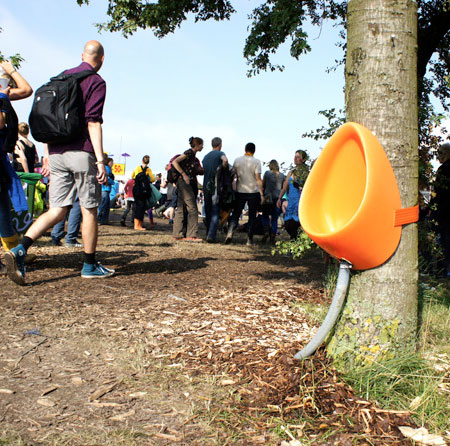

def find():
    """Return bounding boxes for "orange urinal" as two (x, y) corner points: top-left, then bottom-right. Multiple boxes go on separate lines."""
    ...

(299, 122), (418, 270)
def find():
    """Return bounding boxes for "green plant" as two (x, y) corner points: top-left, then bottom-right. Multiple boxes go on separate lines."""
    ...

(272, 230), (317, 259)
(343, 353), (450, 434)
(419, 280), (450, 353)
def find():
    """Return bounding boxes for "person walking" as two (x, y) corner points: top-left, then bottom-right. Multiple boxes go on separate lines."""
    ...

(120, 178), (135, 226)
(4, 40), (115, 284)
(262, 159), (285, 244)
(276, 150), (309, 239)
(98, 157), (114, 225)
(225, 142), (264, 246)
(131, 155), (155, 231)
(172, 137), (204, 241)
(202, 137), (228, 243)
(0, 61), (33, 275)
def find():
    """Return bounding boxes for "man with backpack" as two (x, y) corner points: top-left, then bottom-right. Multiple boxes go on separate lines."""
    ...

(131, 155), (155, 231)
(202, 137), (228, 243)
(4, 40), (115, 285)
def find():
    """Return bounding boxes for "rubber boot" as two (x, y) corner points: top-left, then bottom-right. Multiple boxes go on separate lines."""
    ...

(134, 219), (146, 231)
(1, 233), (19, 251)
(1, 234), (37, 264)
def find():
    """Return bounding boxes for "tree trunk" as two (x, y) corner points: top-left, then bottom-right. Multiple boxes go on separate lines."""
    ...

(327, 0), (419, 368)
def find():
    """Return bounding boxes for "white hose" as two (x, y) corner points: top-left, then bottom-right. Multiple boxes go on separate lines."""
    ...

(294, 261), (352, 360)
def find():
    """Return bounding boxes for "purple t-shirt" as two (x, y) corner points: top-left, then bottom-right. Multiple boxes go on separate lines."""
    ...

(48, 62), (106, 155)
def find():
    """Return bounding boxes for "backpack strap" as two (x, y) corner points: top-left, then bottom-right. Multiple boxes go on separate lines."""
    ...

(51, 69), (96, 82)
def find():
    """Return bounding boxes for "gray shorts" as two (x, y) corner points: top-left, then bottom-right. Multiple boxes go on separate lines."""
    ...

(49, 151), (101, 209)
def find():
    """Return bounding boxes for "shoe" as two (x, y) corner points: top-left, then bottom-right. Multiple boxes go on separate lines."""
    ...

(246, 238), (254, 246)
(0, 261), (6, 276)
(206, 237), (216, 243)
(184, 237), (202, 242)
(120, 220), (126, 227)
(261, 233), (269, 243)
(81, 262), (115, 279)
(224, 233), (233, 244)
(4, 244), (26, 285)
(51, 237), (62, 247)
(66, 240), (83, 248)
(134, 219), (147, 231)
(173, 237), (184, 241)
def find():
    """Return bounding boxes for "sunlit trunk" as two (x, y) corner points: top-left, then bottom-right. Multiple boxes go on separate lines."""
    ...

(328, 0), (419, 368)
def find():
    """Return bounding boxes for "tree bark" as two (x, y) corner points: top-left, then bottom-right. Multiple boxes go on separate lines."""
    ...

(327, 0), (419, 368)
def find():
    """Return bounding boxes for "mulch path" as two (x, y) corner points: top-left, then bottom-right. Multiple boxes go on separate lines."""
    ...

(0, 211), (419, 444)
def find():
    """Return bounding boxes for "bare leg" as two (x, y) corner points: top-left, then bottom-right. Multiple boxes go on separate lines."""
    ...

(25, 207), (68, 241)
(80, 206), (98, 254)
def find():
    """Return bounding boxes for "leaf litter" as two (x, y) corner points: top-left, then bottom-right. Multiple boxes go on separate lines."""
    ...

(0, 214), (444, 445)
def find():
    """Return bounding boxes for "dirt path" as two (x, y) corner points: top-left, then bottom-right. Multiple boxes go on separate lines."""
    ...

(0, 211), (415, 445)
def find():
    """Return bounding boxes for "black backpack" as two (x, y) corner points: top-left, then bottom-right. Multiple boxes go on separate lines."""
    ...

(29, 70), (95, 144)
(133, 166), (152, 199)
(0, 96), (18, 153)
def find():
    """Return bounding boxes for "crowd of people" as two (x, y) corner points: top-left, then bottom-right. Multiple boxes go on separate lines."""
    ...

(1, 39), (449, 287)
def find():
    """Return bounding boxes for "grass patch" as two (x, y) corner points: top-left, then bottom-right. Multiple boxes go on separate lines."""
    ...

(343, 352), (450, 434)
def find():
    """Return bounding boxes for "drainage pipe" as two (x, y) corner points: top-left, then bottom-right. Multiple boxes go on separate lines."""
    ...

(294, 261), (352, 360)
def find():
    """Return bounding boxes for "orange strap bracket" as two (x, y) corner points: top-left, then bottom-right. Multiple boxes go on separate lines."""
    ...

(394, 205), (419, 227)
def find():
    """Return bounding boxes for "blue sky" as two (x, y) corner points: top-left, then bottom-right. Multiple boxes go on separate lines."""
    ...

(1, 0), (345, 178)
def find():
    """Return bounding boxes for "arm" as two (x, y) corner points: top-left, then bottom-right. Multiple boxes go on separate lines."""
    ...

(221, 154), (228, 167)
(14, 142), (29, 173)
(277, 172), (292, 208)
(173, 154), (189, 184)
(256, 172), (264, 202)
(41, 145), (50, 177)
(147, 168), (156, 183)
(87, 121), (107, 185)
(0, 92), (9, 129)
(0, 61), (33, 100)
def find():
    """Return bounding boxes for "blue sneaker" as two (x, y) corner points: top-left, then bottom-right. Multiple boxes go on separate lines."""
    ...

(81, 262), (115, 279)
(65, 240), (83, 248)
(4, 244), (26, 286)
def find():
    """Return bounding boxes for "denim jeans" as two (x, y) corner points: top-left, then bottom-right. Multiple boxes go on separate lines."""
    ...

(121, 200), (135, 223)
(204, 191), (220, 240)
(98, 190), (111, 224)
(229, 192), (260, 239)
(0, 189), (15, 238)
(262, 202), (281, 234)
(51, 197), (82, 243)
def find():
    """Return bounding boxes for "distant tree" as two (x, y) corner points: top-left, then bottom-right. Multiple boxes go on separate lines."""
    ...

(0, 28), (24, 67)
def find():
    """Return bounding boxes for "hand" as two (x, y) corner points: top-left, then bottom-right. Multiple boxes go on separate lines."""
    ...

(41, 157), (50, 177)
(96, 164), (107, 184)
(276, 198), (281, 208)
(182, 173), (190, 183)
(0, 61), (15, 75)
(0, 86), (10, 96)
(260, 195), (265, 204)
